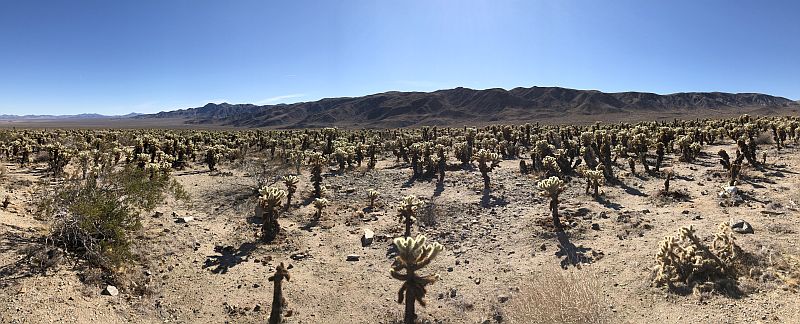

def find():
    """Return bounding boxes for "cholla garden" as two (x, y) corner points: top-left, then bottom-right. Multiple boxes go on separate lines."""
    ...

(2, 114), (800, 323)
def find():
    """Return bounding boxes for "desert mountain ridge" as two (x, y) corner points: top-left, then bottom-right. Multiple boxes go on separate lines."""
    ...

(134, 86), (797, 128)
(0, 113), (142, 120)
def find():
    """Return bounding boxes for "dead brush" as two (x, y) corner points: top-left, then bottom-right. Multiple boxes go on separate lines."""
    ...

(746, 246), (800, 292)
(504, 266), (611, 324)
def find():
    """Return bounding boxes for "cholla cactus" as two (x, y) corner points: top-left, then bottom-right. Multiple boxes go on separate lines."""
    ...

(538, 176), (565, 223)
(312, 197), (329, 221)
(582, 166), (604, 198)
(627, 156), (636, 175)
(259, 186), (287, 242)
(307, 152), (326, 198)
(366, 189), (380, 210)
(396, 195), (423, 237)
(542, 155), (560, 177)
(390, 235), (444, 324)
(205, 146), (223, 171)
(77, 150), (92, 179)
(653, 222), (738, 294)
(674, 135), (695, 162)
(472, 149), (501, 190)
(283, 175), (299, 206)
(268, 262), (291, 324)
(663, 169), (673, 193)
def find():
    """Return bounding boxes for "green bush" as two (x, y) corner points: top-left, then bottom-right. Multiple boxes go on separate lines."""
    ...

(42, 165), (186, 272)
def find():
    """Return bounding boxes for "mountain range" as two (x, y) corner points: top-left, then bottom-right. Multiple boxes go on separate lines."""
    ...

(0, 113), (142, 120)
(139, 86), (799, 128)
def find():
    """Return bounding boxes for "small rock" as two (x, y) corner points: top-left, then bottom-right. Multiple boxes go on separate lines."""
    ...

(346, 254), (360, 261)
(730, 219), (754, 234)
(475, 278), (481, 285)
(290, 253), (308, 261)
(345, 187), (356, 194)
(102, 285), (119, 296)
(176, 216), (194, 223)
(591, 223), (601, 230)
(498, 295), (510, 303)
(449, 288), (457, 298)
(361, 228), (375, 247)
(153, 211), (163, 218)
(253, 304), (261, 312)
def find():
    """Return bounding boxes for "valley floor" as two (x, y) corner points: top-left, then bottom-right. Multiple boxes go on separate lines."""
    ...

(2, 140), (800, 323)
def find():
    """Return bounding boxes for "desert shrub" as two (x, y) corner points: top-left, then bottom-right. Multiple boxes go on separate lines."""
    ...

(505, 267), (610, 324)
(42, 165), (186, 273)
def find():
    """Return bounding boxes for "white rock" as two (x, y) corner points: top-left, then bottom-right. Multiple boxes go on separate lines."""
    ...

(361, 228), (375, 246)
(102, 285), (119, 296)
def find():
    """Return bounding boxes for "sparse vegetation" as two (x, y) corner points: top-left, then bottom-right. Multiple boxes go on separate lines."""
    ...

(1, 114), (799, 322)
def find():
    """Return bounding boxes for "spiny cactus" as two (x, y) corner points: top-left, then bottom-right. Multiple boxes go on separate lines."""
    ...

(307, 152), (326, 198)
(366, 189), (380, 210)
(472, 149), (501, 190)
(390, 235), (444, 324)
(396, 195), (423, 238)
(627, 156), (636, 175)
(718, 149), (731, 170)
(538, 176), (565, 226)
(259, 186), (286, 242)
(653, 222), (739, 295)
(663, 169), (673, 193)
(205, 146), (223, 171)
(541, 155), (560, 177)
(582, 166), (604, 198)
(312, 197), (329, 221)
(282, 175), (299, 207)
(268, 262), (291, 324)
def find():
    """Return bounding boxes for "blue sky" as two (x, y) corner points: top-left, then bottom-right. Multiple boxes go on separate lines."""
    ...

(1, 0), (798, 115)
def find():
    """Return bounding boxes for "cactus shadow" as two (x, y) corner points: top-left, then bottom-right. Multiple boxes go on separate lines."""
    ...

(202, 242), (258, 274)
(480, 189), (508, 208)
(609, 179), (647, 197)
(0, 232), (52, 282)
(554, 229), (594, 269)
(433, 180), (445, 197)
(595, 196), (622, 210)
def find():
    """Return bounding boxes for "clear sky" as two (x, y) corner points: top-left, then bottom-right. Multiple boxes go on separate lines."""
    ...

(1, 0), (798, 115)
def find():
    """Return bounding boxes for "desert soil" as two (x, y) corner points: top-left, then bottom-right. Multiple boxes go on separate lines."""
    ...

(2, 140), (799, 323)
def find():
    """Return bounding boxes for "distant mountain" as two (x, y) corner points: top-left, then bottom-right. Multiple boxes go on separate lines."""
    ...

(0, 112), (142, 120)
(136, 86), (799, 128)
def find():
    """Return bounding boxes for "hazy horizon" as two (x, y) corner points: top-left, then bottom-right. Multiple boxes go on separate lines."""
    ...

(1, 0), (798, 115)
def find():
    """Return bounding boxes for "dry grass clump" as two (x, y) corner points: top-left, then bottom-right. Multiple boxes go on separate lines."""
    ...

(748, 247), (800, 292)
(505, 267), (610, 324)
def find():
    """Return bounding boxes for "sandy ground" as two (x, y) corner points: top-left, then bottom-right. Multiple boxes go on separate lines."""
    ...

(2, 139), (800, 323)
